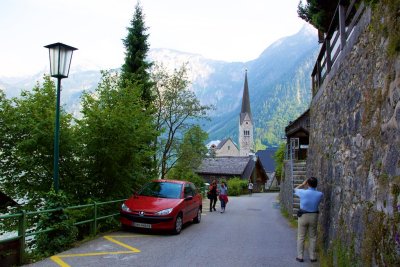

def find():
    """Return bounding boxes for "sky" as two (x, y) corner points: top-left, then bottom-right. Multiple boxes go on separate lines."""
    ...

(0, 0), (306, 77)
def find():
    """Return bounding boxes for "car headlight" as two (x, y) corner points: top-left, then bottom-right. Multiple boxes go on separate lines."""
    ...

(155, 208), (173, 215)
(121, 203), (131, 212)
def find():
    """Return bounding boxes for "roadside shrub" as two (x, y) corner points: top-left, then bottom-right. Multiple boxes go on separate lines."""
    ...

(227, 178), (247, 196)
(35, 190), (78, 257)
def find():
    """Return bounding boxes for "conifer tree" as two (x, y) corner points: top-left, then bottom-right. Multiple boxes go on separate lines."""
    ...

(121, 2), (153, 106)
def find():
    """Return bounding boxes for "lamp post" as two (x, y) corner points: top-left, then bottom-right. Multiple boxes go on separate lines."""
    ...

(44, 42), (77, 193)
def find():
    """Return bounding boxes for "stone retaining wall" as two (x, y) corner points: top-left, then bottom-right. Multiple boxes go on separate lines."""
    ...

(307, 5), (400, 264)
(279, 160), (293, 215)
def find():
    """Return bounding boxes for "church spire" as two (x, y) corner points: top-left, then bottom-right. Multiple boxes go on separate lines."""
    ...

(240, 69), (252, 123)
(238, 69), (254, 156)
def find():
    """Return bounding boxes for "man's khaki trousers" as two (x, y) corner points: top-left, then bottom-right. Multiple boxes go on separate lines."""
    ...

(297, 213), (318, 260)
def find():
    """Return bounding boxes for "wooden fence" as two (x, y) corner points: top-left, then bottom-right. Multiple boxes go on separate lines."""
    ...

(312, 0), (366, 96)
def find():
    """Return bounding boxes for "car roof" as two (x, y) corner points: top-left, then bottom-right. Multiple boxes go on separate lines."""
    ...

(151, 179), (189, 185)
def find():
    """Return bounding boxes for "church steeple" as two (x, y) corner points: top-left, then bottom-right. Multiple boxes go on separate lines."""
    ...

(238, 70), (254, 156)
(241, 70), (251, 115)
(240, 70), (252, 124)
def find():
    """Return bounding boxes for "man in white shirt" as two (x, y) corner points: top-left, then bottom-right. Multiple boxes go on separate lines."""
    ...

(248, 180), (253, 195)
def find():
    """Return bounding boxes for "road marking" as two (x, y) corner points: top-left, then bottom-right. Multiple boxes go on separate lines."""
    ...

(103, 235), (141, 252)
(50, 256), (70, 267)
(57, 251), (136, 257)
(50, 234), (142, 267)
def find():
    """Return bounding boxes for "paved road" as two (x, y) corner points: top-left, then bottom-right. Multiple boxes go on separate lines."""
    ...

(25, 193), (310, 267)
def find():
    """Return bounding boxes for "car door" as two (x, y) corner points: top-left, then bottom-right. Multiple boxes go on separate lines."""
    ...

(190, 183), (201, 206)
(183, 183), (196, 222)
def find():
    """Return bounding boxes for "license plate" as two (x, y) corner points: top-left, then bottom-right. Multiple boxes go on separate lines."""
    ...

(133, 222), (152, 229)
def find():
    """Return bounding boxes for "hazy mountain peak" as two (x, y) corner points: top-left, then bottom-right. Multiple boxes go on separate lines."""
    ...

(148, 48), (216, 86)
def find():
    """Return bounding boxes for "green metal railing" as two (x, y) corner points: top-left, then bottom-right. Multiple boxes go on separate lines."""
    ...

(0, 199), (126, 264)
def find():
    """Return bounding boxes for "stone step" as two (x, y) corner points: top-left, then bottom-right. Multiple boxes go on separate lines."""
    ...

(293, 164), (306, 168)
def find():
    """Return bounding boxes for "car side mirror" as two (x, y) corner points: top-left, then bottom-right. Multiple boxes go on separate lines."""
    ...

(185, 196), (193, 201)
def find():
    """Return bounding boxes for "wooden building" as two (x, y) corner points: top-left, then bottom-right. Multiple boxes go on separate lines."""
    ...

(285, 109), (310, 160)
(195, 156), (268, 192)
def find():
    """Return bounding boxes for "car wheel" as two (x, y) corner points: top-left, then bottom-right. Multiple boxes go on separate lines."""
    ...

(193, 207), (201, 223)
(173, 214), (183, 235)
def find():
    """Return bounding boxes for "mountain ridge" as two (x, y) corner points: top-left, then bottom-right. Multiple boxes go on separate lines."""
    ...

(0, 25), (319, 147)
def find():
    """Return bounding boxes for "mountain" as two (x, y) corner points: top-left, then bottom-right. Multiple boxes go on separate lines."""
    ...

(147, 25), (319, 147)
(0, 25), (319, 147)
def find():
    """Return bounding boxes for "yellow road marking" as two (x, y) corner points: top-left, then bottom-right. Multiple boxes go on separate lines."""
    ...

(50, 256), (71, 267)
(103, 235), (141, 252)
(105, 234), (146, 238)
(59, 251), (135, 257)
(50, 234), (142, 266)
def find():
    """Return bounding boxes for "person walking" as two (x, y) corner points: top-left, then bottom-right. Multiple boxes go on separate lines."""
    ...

(248, 180), (253, 195)
(219, 182), (228, 213)
(208, 180), (218, 212)
(294, 177), (323, 263)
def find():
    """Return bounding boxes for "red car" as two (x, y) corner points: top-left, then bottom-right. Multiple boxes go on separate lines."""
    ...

(120, 179), (202, 234)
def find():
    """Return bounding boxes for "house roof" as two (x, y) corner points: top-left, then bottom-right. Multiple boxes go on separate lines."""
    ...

(285, 109), (310, 136)
(256, 148), (278, 173)
(0, 191), (18, 209)
(196, 156), (252, 176)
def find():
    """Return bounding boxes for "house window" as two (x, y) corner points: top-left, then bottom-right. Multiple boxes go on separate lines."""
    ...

(228, 145), (230, 150)
(244, 130), (250, 136)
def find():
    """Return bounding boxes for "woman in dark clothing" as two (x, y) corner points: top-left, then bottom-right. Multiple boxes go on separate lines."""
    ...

(209, 180), (218, 212)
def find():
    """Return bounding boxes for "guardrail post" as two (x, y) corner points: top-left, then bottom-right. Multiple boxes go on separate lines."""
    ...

(92, 202), (97, 236)
(17, 211), (26, 264)
(339, 4), (347, 50)
(325, 38), (332, 72)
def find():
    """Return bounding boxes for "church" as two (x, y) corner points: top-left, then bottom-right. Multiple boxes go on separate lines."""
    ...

(196, 71), (268, 190)
(207, 70), (254, 157)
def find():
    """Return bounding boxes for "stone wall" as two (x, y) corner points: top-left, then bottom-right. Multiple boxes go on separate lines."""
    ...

(307, 5), (400, 264)
(280, 160), (293, 215)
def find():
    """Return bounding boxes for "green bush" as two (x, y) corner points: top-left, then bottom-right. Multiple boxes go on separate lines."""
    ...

(227, 178), (247, 196)
(35, 190), (78, 257)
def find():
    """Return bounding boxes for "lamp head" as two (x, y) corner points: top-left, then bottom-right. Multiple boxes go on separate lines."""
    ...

(44, 42), (77, 78)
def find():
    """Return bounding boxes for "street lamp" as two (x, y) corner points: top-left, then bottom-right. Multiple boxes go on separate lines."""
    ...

(44, 42), (77, 193)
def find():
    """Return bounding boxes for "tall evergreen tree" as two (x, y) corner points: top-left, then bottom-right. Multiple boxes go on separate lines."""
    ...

(121, 2), (153, 106)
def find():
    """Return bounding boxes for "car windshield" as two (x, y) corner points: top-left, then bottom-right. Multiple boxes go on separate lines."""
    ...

(139, 182), (182, 199)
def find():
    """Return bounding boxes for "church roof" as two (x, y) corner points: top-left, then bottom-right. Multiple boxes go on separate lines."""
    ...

(216, 137), (238, 150)
(240, 70), (252, 124)
(206, 140), (221, 149)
